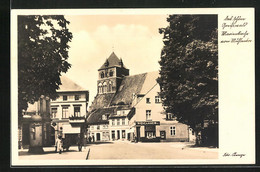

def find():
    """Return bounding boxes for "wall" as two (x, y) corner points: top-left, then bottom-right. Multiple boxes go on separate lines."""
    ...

(158, 122), (189, 142)
(88, 124), (110, 141)
(51, 91), (88, 119)
(109, 117), (129, 140)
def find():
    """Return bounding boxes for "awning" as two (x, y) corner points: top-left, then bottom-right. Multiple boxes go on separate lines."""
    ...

(62, 124), (80, 134)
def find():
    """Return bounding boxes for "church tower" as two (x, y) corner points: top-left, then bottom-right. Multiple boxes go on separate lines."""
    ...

(97, 52), (129, 94)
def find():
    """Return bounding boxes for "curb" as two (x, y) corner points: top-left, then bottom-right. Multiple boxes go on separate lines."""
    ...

(86, 148), (90, 160)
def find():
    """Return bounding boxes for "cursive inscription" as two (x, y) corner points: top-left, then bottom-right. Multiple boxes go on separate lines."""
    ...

(220, 15), (252, 45)
(223, 152), (246, 158)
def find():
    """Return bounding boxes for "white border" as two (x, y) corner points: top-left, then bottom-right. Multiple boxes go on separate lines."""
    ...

(11, 8), (255, 166)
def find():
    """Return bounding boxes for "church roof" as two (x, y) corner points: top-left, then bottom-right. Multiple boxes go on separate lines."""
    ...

(89, 93), (115, 110)
(57, 75), (87, 92)
(110, 73), (147, 106)
(99, 52), (128, 70)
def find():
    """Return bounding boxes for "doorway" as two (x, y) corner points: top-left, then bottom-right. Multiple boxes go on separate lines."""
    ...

(117, 130), (120, 139)
(160, 130), (166, 140)
(136, 127), (140, 142)
(96, 133), (100, 141)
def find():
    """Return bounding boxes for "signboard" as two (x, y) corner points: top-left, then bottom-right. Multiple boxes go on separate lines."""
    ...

(136, 121), (160, 125)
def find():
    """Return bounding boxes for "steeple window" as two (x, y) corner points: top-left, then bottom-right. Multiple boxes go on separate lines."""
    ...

(108, 81), (112, 92)
(103, 82), (107, 93)
(101, 72), (104, 78)
(109, 70), (114, 77)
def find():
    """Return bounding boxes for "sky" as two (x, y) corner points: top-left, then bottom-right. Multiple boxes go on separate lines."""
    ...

(62, 15), (169, 105)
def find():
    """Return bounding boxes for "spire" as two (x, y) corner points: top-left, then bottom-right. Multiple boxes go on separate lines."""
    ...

(105, 58), (109, 67)
(119, 58), (123, 67)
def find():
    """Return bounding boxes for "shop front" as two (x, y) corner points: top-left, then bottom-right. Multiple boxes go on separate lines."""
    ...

(135, 121), (160, 142)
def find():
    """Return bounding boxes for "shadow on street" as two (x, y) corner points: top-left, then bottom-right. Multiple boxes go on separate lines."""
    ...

(18, 149), (78, 156)
(85, 141), (114, 145)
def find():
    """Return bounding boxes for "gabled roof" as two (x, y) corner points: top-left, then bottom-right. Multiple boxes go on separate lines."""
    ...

(99, 52), (127, 70)
(87, 107), (116, 125)
(110, 73), (147, 106)
(139, 71), (159, 95)
(58, 75), (86, 92)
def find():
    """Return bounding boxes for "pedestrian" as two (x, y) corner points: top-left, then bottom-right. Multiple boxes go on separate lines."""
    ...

(92, 135), (95, 142)
(77, 135), (82, 152)
(55, 135), (60, 152)
(88, 135), (92, 143)
(56, 135), (63, 154)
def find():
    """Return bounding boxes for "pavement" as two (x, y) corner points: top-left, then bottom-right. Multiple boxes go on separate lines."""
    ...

(18, 141), (218, 160)
(18, 146), (90, 160)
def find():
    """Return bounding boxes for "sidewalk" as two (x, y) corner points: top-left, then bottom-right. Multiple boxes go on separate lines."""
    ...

(18, 146), (90, 160)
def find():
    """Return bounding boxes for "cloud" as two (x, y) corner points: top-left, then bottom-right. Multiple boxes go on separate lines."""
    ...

(64, 23), (164, 105)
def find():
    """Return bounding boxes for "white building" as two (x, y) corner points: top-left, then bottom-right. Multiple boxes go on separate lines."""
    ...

(50, 76), (89, 145)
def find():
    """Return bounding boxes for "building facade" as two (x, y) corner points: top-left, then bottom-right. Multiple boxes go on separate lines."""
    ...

(19, 96), (52, 150)
(128, 72), (191, 142)
(87, 52), (191, 142)
(50, 76), (89, 145)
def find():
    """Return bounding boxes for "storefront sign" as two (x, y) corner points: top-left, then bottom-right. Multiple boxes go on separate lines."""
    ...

(136, 121), (160, 125)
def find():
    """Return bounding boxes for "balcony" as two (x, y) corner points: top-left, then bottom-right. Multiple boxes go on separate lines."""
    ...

(69, 116), (85, 125)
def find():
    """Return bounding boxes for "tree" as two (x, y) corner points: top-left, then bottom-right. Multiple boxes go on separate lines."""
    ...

(157, 15), (218, 146)
(18, 15), (73, 117)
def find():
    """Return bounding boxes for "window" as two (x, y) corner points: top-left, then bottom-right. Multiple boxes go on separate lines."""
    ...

(101, 72), (104, 78)
(62, 106), (69, 118)
(103, 125), (108, 129)
(108, 81), (112, 92)
(112, 130), (115, 139)
(170, 126), (176, 136)
(112, 119), (115, 126)
(117, 119), (120, 125)
(146, 110), (151, 121)
(75, 95), (80, 100)
(103, 82), (107, 93)
(74, 106), (80, 117)
(97, 125), (100, 130)
(102, 114), (109, 120)
(51, 108), (57, 118)
(90, 126), (94, 130)
(155, 96), (160, 103)
(63, 95), (67, 101)
(146, 98), (151, 104)
(98, 83), (102, 93)
(109, 70), (113, 76)
(166, 113), (175, 120)
(122, 118), (125, 125)
(122, 130), (126, 138)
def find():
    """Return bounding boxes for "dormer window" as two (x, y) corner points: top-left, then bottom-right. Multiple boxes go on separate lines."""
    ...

(102, 114), (109, 120)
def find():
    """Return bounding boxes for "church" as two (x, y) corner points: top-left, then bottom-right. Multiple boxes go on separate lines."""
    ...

(86, 52), (193, 142)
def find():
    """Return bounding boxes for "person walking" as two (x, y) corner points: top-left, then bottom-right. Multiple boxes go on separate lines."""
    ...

(56, 135), (63, 154)
(88, 135), (92, 143)
(77, 135), (82, 152)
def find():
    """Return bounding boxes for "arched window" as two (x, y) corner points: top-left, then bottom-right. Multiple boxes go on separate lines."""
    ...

(100, 72), (104, 78)
(109, 70), (114, 77)
(98, 83), (102, 93)
(103, 82), (107, 93)
(108, 81), (112, 92)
